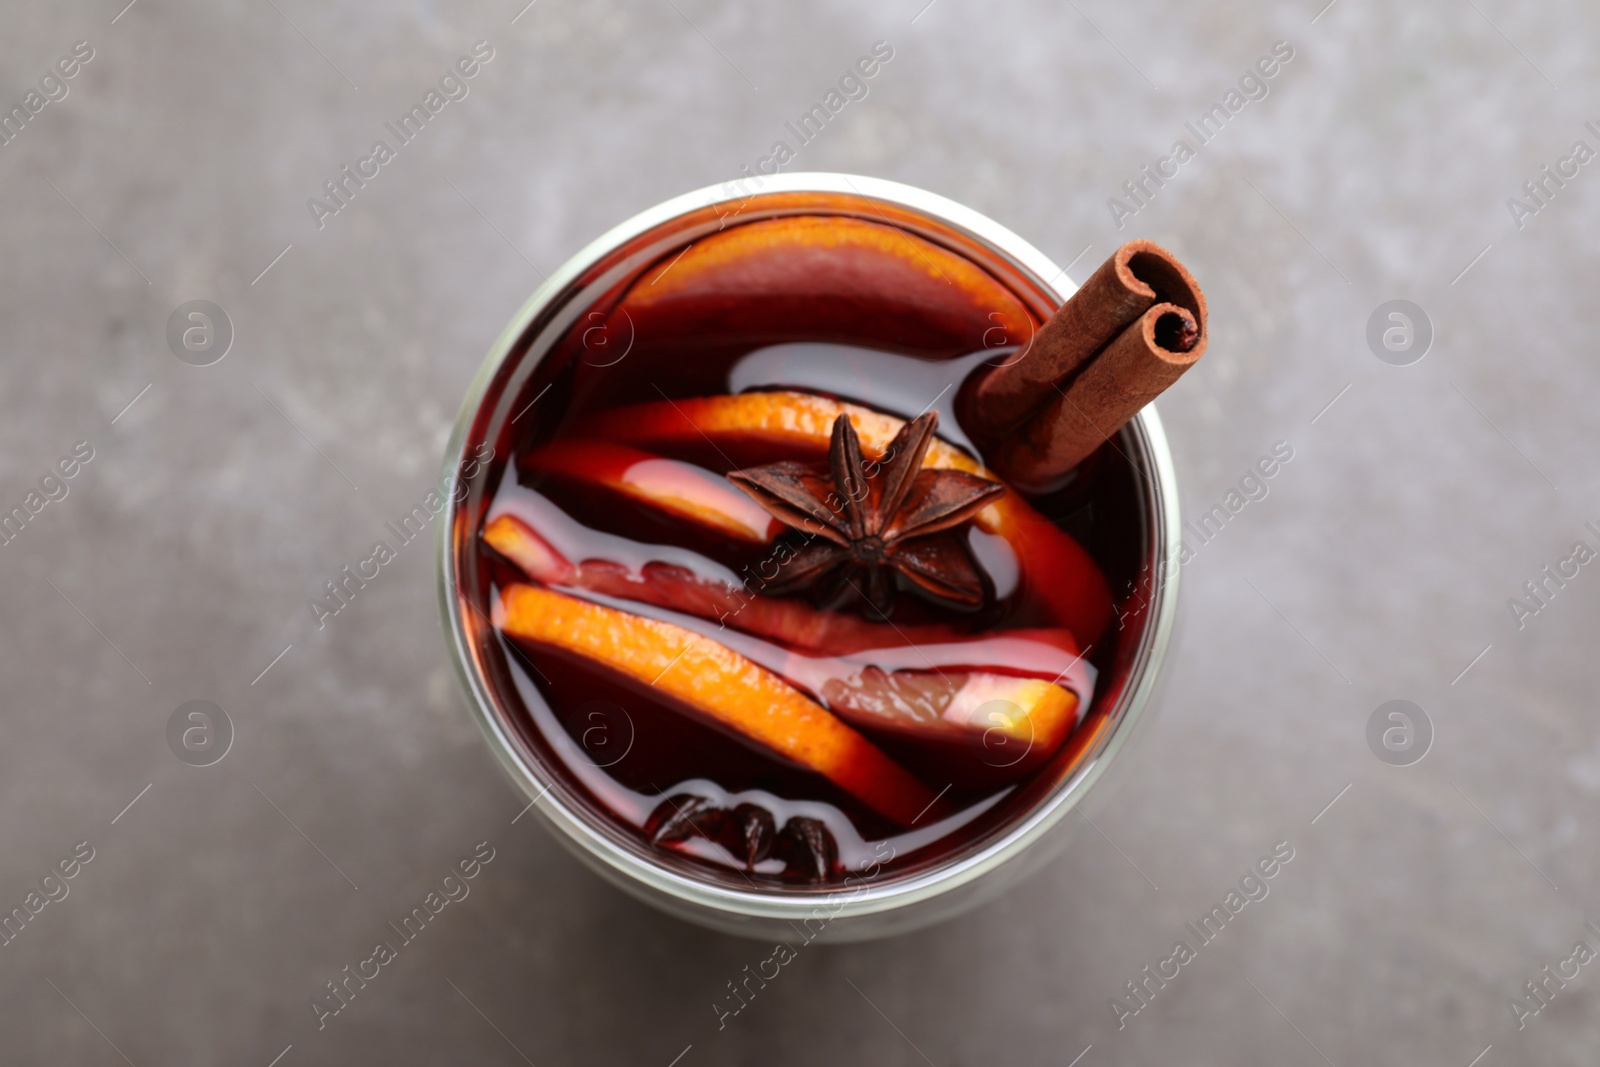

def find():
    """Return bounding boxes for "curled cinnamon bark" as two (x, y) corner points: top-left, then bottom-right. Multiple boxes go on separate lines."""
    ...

(960, 240), (1207, 492)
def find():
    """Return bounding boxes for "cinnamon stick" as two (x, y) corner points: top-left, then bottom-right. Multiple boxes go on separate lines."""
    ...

(960, 240), (1207, 493)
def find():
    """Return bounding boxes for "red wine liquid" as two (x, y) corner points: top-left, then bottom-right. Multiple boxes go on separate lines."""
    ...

(467, 214), (1146, 886)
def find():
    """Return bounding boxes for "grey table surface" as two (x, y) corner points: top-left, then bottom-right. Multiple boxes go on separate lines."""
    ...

(2, 0), (1596, 1063)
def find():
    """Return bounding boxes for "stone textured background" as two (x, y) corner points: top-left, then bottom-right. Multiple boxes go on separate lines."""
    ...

(1, 0), (1595, 1063)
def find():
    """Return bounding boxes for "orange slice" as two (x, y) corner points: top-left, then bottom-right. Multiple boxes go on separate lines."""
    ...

(609, 215), (1035, 357)
(945, 674), (1078, 750)
(813, 666), (1078, 779)
(521, 441), (780, 545)
(484, 512), (578, 584)
(583, 392), (1113, 644)
(590, 390), (974, 473)
(818, 668), (1076, 752)
(827, 670), (1080, 785)
(495, 582), (941, 827)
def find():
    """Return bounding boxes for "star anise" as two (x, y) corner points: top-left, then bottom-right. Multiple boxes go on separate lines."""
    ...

(726, 411), (1005, 617)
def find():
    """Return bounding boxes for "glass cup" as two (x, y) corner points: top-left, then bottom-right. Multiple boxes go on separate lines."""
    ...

(436, 173), (1181, 941)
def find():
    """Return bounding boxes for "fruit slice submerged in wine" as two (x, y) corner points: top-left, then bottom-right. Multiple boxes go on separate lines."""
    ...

(521, 441), (781, 545)
(483, 513), (1086, 668)
(585, 389), (948, 471)
(486, 513), (1088, 779)
(607, 215), (1035, 359)
(815, 667), (1077, 775)
(494, 582), (942, 828)
(582, 391), (1113, 644)
(485, 512), (959, 653)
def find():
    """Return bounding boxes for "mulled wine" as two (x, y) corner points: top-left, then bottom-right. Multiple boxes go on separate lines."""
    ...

(464, 210), (1149, 886)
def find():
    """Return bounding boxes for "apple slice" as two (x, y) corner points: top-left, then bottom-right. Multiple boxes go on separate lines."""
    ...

(483, 513), (1084, 664)
(483, 512), (950, 653)
(581, 391), (1113, 644)
(521, 440), (780, 545)
(495, 582), (942, 828)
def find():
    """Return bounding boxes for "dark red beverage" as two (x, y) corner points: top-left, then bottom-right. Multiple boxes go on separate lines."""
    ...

(462, 208), (1145, 886)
